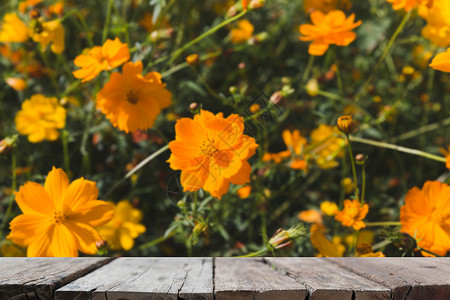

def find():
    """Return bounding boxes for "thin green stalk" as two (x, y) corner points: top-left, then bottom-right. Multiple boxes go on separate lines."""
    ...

(138, 230), (176, 250)
(192, 191), (198, 218)
(364, 221), (401, 227)
(105, 144), (170, 197)
(345, 134), (359, 200)
(355, 11), (411, 102)
(302, 55), (315, 83)
(332, 48), (343, 96)
(0, 149), (17, 240)
(147, 10), (247, 69)
(349, 136), (446, 163)
(237, 248), (268, 257)
(102, 0), (114, 43)
(348, 230), (359, 256)
(62, 129), (71, 177)
(361, 163), (366, 204)
(192, 67), (226, 102)
(390, 117), (450, 143)
(39, 51), (60, 94)
(417, 246), (441, 257)
(62, 10), (94, 47)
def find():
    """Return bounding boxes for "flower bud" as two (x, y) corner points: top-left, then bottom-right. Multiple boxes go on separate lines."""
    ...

(189, 102), (200, 114)
(268, 224), (306, 250)
(337, 115), (355, 134)
(270, 91), (283, 105)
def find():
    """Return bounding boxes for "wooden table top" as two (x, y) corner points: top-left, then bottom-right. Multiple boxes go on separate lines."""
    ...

(1, 257), (449, 300)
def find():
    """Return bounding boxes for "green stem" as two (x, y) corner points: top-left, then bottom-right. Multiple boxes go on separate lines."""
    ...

(355, 11), (411, 102)
(332, 48), (343, 96)
(105, 144), (170, 197)
(39, 51), (60, 94)
(302, 55), (315, 83)
(417, 246), (442, 257)
(192, 191), (198, 218)
(364, 221), (401, 227)
(192, 67), (226, 102)
(390, 117), (450, 143)
(348, 230), (359, 256)
(62, 11), (94, 47)
(102, 0), (114, 43)
(349, 136), (446, 163)
(147, 10), (247, 69)
(62, 129), (71, 178)
(0, 149), (17, 240)
(345, 134), (359, 200)
(138, 230), (176, 250)
(361, 163), (366, 204)
(237, 248), (268, 257)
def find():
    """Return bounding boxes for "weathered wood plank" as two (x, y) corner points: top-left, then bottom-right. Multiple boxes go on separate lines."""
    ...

(266, 257), (391, 300)
(0, 257), (112, 300)
(328, 257), (450, 300)
(214, 258), (307, 300)
(55, 257), (213, 300)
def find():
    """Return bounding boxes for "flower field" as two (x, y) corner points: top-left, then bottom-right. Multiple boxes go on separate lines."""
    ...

(1, 0), (450, 258)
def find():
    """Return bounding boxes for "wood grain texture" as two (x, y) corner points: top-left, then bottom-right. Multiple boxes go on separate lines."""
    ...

(55, 257), (213, 300)
(328, 257), (450, 300)
(214, 258), (307, 300)
(0, 257), (112, 300)
(266, 257), (391, 300)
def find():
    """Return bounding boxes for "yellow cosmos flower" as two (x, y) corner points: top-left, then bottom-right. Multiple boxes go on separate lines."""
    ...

(15, 94), (66, 143)
(400, 181), (450, 256)
(7, 167), (114, 257)
(19, 0), (43, 12)
(310, 124), (345, 169)
(73, 37), (130, 82)
(98, 200), (146, 251)
(0, 13), (29, 43)
(310, 230), (345, 257)
(167, 109), (259, 199)
(320, 201), (338, 216)
(96, 61), (172, 133)
(299, 10), (362, 56)
(335, 199), (369, 230)
(419, 0), (450, 47)
(230, 19), (254, 44)
(30, 20), (65, 54)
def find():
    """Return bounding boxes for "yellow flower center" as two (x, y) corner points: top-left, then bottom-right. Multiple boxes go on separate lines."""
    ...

(200, 138), (218, 157)
(347, 206), (359, 219)
(126, 90), (139, 104)
(52, 211), (66, 224)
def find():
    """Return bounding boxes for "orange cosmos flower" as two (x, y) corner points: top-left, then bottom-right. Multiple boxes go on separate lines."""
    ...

(299, 10), (362, 56)
(335, 199), (369, 230)
(303, 0), (352, 14)
(167, 110), (259, 199)
(439, 146), (450, 169)
(386, 0), (433, 12)
(73, 37), (130, 82)
(96, 61), (172, 133)
(7, 167), (114, 257)
(230, 19), (254, 44)
(5, 78), (27, 91)
(430, 48), (450, 73)
(400, 181), (450, 256)
(263, 129), (308, 170)
(242, 0), (250, 10)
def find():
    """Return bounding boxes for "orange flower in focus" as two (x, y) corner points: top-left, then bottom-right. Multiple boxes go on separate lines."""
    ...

(386, 0), (432, 12)
(7, 167), (114, 257)
(0, 13), (29, 43)
(167, 110), (259, 199)
(299, 10), (362, 56)
(96, 61), (172, 133)
(230, 19), (254, 44)
(73, 38), (130, 82)
(430, 48), (450, 73)
(5, 78), (27, 91)
(400, 181), (450, 256)
(335, 199), (369, 230)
